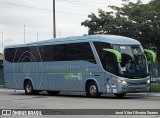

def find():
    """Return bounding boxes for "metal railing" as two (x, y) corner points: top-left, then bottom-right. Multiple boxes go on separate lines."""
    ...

(149, 63), (160, 92)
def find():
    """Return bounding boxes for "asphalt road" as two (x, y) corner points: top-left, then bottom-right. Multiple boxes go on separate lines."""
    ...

(0, 89), (160, 118)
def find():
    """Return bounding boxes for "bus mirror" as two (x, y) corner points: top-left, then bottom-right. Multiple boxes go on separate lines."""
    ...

(103, 48), (122, 63)
(144, 49), (156, 63)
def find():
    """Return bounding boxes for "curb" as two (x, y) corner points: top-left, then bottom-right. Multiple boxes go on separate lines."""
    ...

(147, 93), (160, 97)
(127, 93), (160, 97)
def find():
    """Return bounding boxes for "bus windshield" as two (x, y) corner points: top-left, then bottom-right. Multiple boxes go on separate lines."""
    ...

(113, 45), (148, 78)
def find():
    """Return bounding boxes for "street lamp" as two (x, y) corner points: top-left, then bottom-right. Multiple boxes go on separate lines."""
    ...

(37, 33), (39, 42)
(24, 25), (26, 44)
(2, 32), (3, 52)
(53, 0), (56, 38)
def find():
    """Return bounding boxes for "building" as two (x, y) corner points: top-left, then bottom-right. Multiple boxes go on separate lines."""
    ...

(0, 53), (3, 85)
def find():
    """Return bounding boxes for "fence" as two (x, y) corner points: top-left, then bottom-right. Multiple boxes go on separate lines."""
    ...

(149, 63), (160, 92)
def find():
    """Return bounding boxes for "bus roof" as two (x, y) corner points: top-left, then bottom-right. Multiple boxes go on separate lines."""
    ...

(5, 35), (141, 48)
(91, 35), (141, 45)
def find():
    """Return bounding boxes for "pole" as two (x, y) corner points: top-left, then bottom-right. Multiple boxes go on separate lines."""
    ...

(59, 31), (60, 38)
(53, 0), (56, 38)
(24, 25), (26, 44)
(2, 32), (3, 52)
(37, 33), (38, 41)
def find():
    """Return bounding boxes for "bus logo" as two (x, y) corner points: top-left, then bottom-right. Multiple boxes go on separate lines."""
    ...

(2, 110), (11, 115)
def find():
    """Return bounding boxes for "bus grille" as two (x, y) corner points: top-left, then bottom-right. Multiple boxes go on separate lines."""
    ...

(127, 82), (147, 86)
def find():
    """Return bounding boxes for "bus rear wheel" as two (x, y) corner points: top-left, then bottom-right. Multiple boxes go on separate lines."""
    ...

(114, 93), (126, 98)
(86, 81), (100, 98)
(24, 81), (39, 95)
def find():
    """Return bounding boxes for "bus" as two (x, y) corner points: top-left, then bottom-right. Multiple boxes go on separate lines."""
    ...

(3, 35), (156, 98)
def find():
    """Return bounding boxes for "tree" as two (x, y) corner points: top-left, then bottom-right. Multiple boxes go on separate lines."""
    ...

(81, 0), (160, 61)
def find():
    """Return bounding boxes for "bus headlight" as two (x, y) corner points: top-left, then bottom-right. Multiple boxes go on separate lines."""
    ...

(117, 79), (127, 84)
(121, 80), (127, 84)
(146, 79), (150, 84)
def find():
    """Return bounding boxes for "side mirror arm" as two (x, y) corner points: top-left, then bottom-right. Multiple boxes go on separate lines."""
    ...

(103, 48), (122, 63)
(144, 49), (156, 63)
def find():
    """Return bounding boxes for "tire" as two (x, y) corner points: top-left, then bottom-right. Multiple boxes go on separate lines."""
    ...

(47, 91), (60, 95)
(24, 81), (39, 95)
(114, 93), (126, 98)
(86, 81), (100, 98)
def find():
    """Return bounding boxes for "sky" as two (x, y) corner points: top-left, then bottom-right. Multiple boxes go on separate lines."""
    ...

(0, 0), (151, 53)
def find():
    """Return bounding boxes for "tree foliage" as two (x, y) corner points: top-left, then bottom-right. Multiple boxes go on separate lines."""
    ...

(81, 0), (160, 60)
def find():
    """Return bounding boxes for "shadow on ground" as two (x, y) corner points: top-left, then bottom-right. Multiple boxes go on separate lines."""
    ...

(8, 90), (149, 100)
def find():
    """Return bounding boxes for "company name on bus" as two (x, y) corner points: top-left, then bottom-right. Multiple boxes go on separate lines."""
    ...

(46, 64), (81, 70)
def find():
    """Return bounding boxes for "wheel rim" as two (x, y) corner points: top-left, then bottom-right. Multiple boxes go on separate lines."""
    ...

(26, 84), (32, 93)
(90, 85), (97, 95)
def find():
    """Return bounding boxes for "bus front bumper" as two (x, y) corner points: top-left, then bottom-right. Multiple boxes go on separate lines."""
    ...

(117, 83), (150, 93)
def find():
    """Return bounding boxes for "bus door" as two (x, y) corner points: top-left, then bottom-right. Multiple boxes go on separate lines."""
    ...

(103, 48), (121, 93)
(105, 52), (119, 93)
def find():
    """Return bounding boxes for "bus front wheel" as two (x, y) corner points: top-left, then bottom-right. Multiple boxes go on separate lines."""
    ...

(86, 81), (100, 98)
(114, 93), (126, 98)
(24, 81), (39, 95)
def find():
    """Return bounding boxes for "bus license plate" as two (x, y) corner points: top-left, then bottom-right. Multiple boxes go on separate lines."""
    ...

(136, 88), (141, 91)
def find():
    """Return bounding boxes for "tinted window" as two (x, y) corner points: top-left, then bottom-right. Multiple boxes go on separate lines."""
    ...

(4, 47), (30, 63)
(5, 42), (96, 64)
(66, 43), (96, 63)
(105, 53), (117, 74)
(4, 48), (16, 62)
(30, 46), (43, 62)
(40, 45), (64, 61)
(93, 42), (112, 70)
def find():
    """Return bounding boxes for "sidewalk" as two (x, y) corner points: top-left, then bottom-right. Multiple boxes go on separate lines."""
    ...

(147, 92), (160, 97)
(125, 92), (160, 97)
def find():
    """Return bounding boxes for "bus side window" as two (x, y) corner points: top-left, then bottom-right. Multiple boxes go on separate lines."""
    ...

(105, 53), (117, 75)
(93, 42), (112, 70)
(66, 43), (96, 64)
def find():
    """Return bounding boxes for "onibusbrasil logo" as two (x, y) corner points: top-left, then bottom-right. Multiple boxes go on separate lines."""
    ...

(2, 109), (42, 115)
